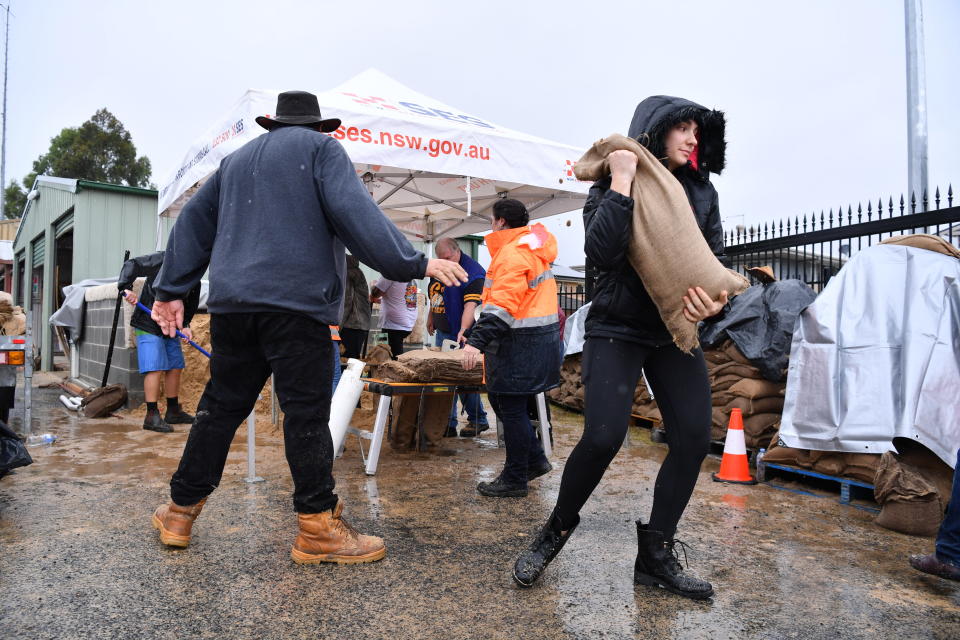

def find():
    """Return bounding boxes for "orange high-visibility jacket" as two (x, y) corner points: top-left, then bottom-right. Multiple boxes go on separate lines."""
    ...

(466, 223), (562, 394)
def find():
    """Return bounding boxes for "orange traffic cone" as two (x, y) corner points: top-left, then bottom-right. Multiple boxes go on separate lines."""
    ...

(712, 408), (757, 485)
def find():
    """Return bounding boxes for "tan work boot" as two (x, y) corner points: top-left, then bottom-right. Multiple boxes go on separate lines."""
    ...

(152, 498), (207, 548)
(291, 500), (386, 565)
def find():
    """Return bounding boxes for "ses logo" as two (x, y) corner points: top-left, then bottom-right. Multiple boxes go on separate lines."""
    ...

(340, 93), (495, 130)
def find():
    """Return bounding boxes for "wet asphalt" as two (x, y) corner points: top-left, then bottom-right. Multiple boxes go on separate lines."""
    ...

(1, 384), (958, 640)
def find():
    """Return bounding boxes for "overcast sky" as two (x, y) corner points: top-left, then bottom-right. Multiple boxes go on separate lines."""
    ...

(5, 0), (959, 266)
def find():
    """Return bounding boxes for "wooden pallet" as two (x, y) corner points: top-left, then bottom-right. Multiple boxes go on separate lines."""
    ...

(759, 461), (879, 513)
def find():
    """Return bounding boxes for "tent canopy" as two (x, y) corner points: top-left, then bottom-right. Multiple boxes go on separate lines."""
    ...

(158, 69), (589, 243)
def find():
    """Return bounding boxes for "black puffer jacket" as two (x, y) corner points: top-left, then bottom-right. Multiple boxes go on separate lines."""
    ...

(584, 95), (728, 346)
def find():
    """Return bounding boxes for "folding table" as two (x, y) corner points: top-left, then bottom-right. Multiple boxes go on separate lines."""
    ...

(348, 379), (553, 476)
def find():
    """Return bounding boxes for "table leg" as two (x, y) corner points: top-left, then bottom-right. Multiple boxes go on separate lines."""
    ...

(365, 394), (391, 476)
(535, 392), (552, 458)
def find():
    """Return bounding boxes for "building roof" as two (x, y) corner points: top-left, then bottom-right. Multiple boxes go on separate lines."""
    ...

(551, 263), (586, 280)
(14, 176), (158, 248)
(76, 179), (157, 197)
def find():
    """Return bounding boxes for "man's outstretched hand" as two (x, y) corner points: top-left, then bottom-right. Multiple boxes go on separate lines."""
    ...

(426, 259), (468, 287)
(152, 300), (185, 338)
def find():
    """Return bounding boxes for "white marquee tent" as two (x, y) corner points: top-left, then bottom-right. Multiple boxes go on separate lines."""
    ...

(157, 69), (590, 248)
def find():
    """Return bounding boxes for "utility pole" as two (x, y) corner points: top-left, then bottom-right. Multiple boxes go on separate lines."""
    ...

(0, 3), (9, 221)
(904, 0), (928, 212)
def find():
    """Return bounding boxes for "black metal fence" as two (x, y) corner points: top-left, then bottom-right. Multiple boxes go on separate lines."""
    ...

(724, 185), (959, 291)
(559, 289), (588, 318)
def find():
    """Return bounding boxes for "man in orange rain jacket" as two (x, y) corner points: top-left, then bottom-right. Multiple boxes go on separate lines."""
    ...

(461, 199), (561, 498)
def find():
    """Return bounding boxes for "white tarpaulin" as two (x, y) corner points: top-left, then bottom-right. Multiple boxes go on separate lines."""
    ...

(779, 245), (960, 468)
(157, 69), (589, 242)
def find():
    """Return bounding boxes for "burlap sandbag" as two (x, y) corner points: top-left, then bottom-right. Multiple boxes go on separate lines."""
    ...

(729, 378), (785, 400)
(711, 375), (742, 392)
(874, 451), (943, 536)
(1, 313), (26, 336)
(842, 453), (881, 484)
(880, 233), (960, 259)
(574, 134), (749, 353)
(895, 440), (955, 512)
(376, 360), (418, 383)
(812, 452), (846, 477)
(762, 426), (806, 467)
(711, 407), (730, 430)
(364, 344), (393, 366)
(876, 500), (942, 537)
(398, 349), (484, 385)
(712, 391), (737, 407)
(743, 413), (781, 439)
(389, 394), (456, 451)
(704, 349), (731, 366)
(725, 395), (784, 416)
(724, 342), (751, 365)
(711, 361), (762, 379)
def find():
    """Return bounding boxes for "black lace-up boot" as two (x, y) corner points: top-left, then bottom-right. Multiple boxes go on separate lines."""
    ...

(634, 521), (714, 600)
(513, 509), (579, 587)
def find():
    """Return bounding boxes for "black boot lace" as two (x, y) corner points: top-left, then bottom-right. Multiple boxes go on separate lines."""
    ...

(665, 538), (694, 573)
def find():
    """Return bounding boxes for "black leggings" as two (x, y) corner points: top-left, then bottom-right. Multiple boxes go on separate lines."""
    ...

(555, 337), (711, 539)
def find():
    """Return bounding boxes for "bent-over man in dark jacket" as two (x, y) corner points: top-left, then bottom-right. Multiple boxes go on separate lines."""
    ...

(118, 251), (200, 433)
(149, 90), (466, 565)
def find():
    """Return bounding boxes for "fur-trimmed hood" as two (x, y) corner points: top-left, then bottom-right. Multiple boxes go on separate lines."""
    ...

(627, 95), (726, 176)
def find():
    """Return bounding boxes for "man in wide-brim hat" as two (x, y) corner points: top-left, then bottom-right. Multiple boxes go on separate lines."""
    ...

(149, 90), (468, 564)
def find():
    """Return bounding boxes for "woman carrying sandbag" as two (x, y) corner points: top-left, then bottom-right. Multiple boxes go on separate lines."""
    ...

(460, 199), (561, 497)
(513, 96), (743, 600)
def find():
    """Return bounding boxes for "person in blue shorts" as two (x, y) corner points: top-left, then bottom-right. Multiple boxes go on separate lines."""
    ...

(119, 252), (201, 433)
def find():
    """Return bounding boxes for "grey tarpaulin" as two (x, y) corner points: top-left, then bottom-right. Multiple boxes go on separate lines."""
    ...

(779, 245), (960, 468)
(563, 302), (591, 357)
(699, 280), (817, 381)
(48, 278), (117, 342)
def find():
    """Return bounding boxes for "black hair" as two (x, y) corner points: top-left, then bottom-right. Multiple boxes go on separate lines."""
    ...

(492, 198), (529, 229)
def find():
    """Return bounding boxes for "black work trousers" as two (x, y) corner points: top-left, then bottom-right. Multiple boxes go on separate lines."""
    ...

(554, 337), (711, 539)
(170, 312), (337, 513)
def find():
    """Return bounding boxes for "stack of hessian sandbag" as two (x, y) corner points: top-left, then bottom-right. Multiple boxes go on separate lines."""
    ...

(762, 423), (883, 486)
(549, 340), (785, 443)
(704, 340), (784, 447)
(547, 355), (585, 412)
(372, 349), (483, 385)
(0, 293), (25, 336)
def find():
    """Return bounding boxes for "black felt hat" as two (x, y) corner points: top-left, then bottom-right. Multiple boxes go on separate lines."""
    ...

(255, 91), (341, 132)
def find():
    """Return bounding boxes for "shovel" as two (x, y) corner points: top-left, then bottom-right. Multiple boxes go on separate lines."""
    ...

(131, 300), (211, 358)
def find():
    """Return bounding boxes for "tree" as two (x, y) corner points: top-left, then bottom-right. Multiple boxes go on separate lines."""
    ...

(3, 108), (153, 219)
(3, 180), (26, 219)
